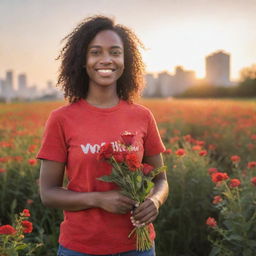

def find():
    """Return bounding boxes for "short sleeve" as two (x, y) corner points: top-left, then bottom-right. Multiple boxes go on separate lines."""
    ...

(143, 110), (166, 156)
(36, 111), (68, 163)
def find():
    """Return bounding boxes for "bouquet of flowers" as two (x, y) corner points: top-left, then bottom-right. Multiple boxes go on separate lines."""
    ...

(97, 131), (166, 251)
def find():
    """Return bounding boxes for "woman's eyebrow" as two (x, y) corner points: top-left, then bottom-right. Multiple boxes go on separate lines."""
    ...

(88, 45), (123, 49)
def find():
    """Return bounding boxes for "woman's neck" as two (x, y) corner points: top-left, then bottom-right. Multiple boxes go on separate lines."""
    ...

(85, 85), (119, 108)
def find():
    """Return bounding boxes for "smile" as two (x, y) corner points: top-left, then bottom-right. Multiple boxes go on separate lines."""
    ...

(95, 69), (116, 73)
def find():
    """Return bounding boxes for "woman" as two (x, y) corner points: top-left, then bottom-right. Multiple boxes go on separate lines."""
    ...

(37, 15), (169, 256)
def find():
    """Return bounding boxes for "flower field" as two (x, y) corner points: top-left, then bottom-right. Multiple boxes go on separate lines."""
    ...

(0, 99), (256, 256)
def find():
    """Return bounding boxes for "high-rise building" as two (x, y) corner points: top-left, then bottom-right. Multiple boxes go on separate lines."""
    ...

(17, 73), (28, 98)
(143, 73), (157, 97)
(5, 70), (15, 99)
(18, 73), (27, 91)
(206, 51), (231, 86)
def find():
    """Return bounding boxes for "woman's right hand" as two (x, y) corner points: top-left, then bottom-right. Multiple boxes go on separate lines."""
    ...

(97, 191), (137, 214)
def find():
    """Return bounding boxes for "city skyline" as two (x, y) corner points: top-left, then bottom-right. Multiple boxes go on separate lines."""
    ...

(1, 0), (256, 88)
(0, 50), (235, 100)
(0, 49), (235, 90)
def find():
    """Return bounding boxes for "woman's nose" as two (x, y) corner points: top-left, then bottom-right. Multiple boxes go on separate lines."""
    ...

(100, 54), (113, 65)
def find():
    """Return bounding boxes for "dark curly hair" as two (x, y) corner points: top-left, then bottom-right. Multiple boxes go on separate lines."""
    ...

(57, 15), (145, 103)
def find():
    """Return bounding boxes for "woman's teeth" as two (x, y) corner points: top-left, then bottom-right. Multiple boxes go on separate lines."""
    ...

(97, 69), (113, 73)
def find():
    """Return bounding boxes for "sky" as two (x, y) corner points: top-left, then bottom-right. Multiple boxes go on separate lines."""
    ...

(1, 0), (256, 89)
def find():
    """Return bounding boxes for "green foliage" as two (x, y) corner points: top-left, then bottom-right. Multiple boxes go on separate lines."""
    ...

(207, 163), (256, 256)
(155, 142), (217, 256)
(0, 211), (42, 256)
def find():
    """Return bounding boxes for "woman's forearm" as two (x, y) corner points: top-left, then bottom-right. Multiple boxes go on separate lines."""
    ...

(148, 177), (169, 208)
(40, 187), (101, 211)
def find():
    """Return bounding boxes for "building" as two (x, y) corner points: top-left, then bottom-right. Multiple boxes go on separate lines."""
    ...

(144, 66), (196, 98)
(171, 66), (196, 95)
(206, 50), (231, 86)
(17, 73), (27, 98)
(158, 71), (173, 97)
(143, 73), (158, 97)
(4, 70), (15, 99)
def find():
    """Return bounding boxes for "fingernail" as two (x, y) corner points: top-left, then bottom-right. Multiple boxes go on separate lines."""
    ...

(135, 202), (139, 207)
(135, 221), (140, 225)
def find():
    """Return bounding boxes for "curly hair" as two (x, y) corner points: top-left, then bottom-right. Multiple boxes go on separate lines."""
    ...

(57, 15), (145, 103)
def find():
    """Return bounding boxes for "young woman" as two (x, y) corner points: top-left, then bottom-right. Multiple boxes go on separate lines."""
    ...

(37, 15), (169, 256)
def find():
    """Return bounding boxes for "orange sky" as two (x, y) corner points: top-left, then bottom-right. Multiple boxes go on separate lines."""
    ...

(0, 0), (256, 88)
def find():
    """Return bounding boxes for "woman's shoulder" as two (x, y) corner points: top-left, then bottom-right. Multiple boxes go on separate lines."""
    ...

(47, 100), (81, 119)
(126, 101), (152, 116)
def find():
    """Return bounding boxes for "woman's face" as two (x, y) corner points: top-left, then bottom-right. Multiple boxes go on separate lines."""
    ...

(86, 30), (124, 88)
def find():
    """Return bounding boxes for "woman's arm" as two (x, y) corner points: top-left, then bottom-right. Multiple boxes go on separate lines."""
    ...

(39, 159), (136, 213)
(131, 154), (169, 226)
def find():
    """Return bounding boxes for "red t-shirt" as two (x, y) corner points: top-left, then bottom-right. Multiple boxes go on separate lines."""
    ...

(37, 99), (166, 255)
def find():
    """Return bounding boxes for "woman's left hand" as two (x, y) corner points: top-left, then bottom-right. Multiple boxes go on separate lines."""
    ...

(131, 197), (160, 227)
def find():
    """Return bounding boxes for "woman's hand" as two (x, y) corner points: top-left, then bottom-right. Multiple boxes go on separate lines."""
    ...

(98, 190), (137, 214)
(131, 198), (160, 227)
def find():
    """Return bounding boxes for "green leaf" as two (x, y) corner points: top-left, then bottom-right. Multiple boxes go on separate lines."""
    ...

(143, 179), (154, 195)
(149, 165), (167, 178)
(97, 176), (115, 183)
(209, 246), (221, 256)
(247, 240), (256, 247)
(15, 244), (28, 251)
(136, 175), (142, 183)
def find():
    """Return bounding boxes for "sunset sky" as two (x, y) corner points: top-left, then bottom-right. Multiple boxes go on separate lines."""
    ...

(1, 0), (256, 89)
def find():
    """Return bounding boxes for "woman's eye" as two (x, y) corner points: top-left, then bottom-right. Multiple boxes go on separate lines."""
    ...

(111, 50), (122, 56)
(90, 50), (100, 55)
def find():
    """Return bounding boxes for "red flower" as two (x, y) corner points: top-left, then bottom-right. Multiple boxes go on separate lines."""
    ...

(26, 199), (33, 205)
(251, 177), (256, 186)
(22, 209), (31, 217)
(0, 225), (16, 235)
(199, 150), (207, 156)
(208, 168), (218, 175)
(142, 163), (154, 175)
(195, 140), (205, 146)
(251, 134), (256, 140)
(21, 220), (33, 233)
(250, 177), (256, 186)
(28, 144), (37, 153)
(0, 157), (9, 163)
(208, 144), (217, 151)
(183, 134), (192, 142)
(113, 152), (126, 163)
(206, 217), (217, 228)
(175, 148), (185, 156)
(13, 156), (23, 162)
(163, 149), (172, 155)
(0, 168), (7, 173)
(211, 172), (229, 183)
(247, 161), (256, 169)
(97, 143), (114, 161)
(125, 153), (141, 171)
(169, 136), (179, 144)
(212, 195), (223, 204)
(121, 131), (136, 146)
(192, 145), (202, 151)
(229, 178), (241, 188)
(230, 155), (241, 163)
(28, 159), (37, 166)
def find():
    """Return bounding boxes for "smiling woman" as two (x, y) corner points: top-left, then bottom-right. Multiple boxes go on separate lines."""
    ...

(37, 15), (168, 256)
(56, 16), (145, 103)
(85, 30), (125, 98)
